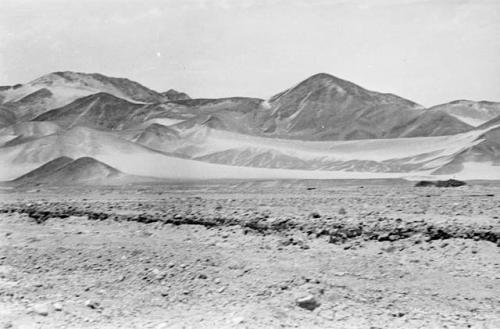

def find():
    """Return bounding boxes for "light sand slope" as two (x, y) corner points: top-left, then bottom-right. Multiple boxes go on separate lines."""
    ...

(132, 122), (500, 178)
(1, 125), (499, 181)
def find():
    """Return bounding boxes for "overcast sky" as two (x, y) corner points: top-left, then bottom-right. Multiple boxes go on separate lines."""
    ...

(0, 0), (499, 106)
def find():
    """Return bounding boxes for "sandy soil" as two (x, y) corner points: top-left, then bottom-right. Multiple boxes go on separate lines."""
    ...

(0, 181), (499, 328)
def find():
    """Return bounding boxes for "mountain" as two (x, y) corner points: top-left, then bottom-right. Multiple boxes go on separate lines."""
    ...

(252, 73), (472, 140)
(0, 70), (499, 181)
(162, 89), (191, 101)
(0, 71), (167, 121)
(11, 156), (128, 185)
(160, 73), (471, 141)
(428, 100), (500, 127)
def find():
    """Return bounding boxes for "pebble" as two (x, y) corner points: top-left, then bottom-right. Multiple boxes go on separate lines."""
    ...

(32, 303), (50, 316)
(231, 316), (245, 324)
(84, 300), (100, 309)
(53, 302), (63, 311)
(296, 295), (321, 311)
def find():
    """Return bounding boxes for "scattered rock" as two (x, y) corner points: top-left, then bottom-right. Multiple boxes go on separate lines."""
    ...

(231, 316), (245, 325)
(296, 295), (321, 311)
(32, 303), (50, 316)
(84, 300), (100, 309)
(309, 212), (321, 219)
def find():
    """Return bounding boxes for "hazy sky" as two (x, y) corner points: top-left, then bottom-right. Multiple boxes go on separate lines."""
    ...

(0, 0), (499, 106)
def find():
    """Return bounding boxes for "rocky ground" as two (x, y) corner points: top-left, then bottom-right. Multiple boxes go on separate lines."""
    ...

(0, 180), (499, 328)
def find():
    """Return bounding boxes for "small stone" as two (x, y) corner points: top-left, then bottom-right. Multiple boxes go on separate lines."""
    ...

(84, 300), (100, 309)
(231, 316), (245, 324)
(32, 303), (50, 316)
(309, 212), (321, 219)
(53, 302), (63, 311)
(155, 323), (170, 329)
(296, 295), (321, 311)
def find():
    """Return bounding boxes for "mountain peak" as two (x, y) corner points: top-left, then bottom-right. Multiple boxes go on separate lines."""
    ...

(293, 72), (354, 91)
(27, 71), (164, 103)
(305, 72), (345, 82)
(162, 89), (191, 101)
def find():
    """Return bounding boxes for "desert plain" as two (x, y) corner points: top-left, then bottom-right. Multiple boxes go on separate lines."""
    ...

(0, 180), (499, 329)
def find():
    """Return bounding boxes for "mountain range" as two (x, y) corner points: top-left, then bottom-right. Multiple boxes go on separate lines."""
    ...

(1, 71), (499, 185)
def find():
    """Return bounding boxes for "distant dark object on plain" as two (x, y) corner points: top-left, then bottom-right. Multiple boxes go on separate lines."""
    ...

(415, 179), (467, 188)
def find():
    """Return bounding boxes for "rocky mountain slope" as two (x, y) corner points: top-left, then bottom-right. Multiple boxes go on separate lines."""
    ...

(161, 74), (472, 141)
(0, 71), (180, 121)
(257, 73), (470, 140)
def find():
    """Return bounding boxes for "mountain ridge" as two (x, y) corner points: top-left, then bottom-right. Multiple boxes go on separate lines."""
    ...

(0, 70), (499, 181)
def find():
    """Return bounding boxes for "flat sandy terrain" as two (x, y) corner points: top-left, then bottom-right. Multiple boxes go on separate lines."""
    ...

(0, 181), (499, 328)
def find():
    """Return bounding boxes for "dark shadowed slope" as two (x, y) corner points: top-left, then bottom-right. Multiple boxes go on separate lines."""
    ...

(393, 110), (473, 138)
(428, 100), (500, 127)
(0, 88), (55, 120)
(0, 108), (16, 128)
(12, 156), (74, 184)
(33, 93), (145, 129)
(10, 157), (128, 185)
